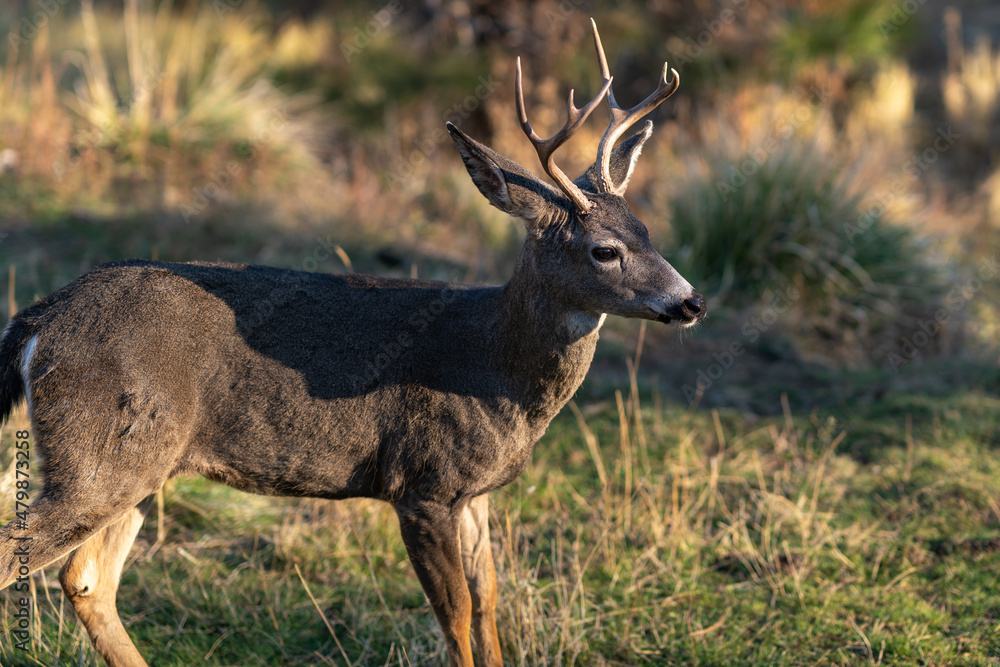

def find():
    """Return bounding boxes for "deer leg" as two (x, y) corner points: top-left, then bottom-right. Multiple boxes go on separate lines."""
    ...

(458, 494), (501, 667)
(59, 496), (154, 667)
(0, 494), (137, 591)
(0, 421), (173, 665)
(396, 500), (474, 667)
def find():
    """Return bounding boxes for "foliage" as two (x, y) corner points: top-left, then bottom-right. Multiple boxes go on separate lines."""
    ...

(0, 0), (321, 216)
(0, 1), (997, 663)
(663, 136), (951, 363)
(1, 367), (999, 664)
(770, 0), (908, 75)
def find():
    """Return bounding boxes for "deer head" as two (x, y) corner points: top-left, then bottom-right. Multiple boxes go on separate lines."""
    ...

(448, 20), (705, 328)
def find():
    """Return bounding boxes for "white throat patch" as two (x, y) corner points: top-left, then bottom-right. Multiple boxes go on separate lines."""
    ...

(564, 312), (606, 338)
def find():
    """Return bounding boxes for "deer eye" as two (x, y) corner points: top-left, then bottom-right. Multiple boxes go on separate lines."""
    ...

(592, 247), (618, 262)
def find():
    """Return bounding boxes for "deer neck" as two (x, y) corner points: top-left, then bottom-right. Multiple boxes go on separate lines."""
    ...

(495, 245), (604, 428)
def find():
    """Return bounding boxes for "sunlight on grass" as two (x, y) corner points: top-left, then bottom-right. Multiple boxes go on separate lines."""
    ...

(847, 60), (915, 153)
(2, 368), (997, 664)
(0, 0), (323, 218)
(0, 1), (998, 665)
(653, 87), (951, 366)
(942, 11), (1000, 148)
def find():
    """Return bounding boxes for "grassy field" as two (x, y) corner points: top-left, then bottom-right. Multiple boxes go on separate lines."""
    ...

(1, 0), (1000, 665)
(0, 352), (998, 666)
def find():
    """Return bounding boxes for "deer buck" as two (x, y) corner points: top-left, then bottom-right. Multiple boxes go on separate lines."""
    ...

(0, 20), (703, 667)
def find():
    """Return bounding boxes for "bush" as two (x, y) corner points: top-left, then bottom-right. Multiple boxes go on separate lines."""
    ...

(0, 0), (323, 218)
(663, 140), (952, 365)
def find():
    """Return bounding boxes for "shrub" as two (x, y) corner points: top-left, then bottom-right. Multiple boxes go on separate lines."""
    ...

(0, 0), (323, 218)
(663, 139), (952, 365)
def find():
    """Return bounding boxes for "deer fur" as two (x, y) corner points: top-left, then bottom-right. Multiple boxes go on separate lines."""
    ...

(0, 36), (704, 667)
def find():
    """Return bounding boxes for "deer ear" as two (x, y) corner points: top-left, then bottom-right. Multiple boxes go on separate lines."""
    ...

(447, 123), (567, 223)
(574, 120), (654, 196)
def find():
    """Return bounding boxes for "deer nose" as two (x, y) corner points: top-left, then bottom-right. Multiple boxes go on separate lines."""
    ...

(681, 293), (706, 319)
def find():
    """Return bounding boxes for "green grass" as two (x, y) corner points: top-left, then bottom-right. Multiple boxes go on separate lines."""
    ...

(0, 1), (997, 664)
(662, 136), (955, 367)
(665, 139), (949, 319)
(770, 0), (910, 75)
(0, 213), (995, 665)
(1, 367), (998, 665)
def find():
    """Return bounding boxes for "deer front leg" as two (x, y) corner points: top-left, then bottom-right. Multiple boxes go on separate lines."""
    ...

(459, 494), (502, 667)
(396, 499), (474, 667)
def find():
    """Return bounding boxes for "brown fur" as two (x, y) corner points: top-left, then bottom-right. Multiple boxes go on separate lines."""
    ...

(0, 116), (703, 667)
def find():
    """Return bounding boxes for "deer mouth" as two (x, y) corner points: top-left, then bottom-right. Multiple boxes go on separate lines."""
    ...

(655, 311), (700, 327)
(652, 293), (707, 326)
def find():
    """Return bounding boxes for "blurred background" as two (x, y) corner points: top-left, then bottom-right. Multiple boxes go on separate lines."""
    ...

(0, 1), (999, 665)
(0, 0), (1000, 400)
(0, 0), (998, 406)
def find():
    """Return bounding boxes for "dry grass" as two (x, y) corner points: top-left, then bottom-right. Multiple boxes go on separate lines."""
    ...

(942, 15), (1000, 149)
(2, 351), (998, 664)
(0, 2), (998, 663)
(0, 0), (325, 218)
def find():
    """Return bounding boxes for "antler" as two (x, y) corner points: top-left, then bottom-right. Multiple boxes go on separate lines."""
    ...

(515, 56), (612, 213)
(591, 19), (680, 193)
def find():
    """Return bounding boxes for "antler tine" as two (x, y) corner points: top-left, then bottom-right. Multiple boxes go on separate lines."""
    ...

(591, 19), (680, 193)
(515, 56), (612, 213)
(590, 18), (617, 110)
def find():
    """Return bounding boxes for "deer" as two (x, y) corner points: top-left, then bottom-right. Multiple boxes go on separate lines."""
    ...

(0, 20), (703, 667)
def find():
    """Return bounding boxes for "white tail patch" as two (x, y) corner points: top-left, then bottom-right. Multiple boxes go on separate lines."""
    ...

(21, 335), (38, 415)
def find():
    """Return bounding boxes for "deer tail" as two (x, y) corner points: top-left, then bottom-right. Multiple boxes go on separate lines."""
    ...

(0, 317), (32, 426)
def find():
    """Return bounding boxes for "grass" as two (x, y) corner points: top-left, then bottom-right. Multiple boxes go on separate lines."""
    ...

(770, 0), (907, 76)
(0, 355), (997, 665)
(0, 0), (324, 220)
(0, 0), (998, 665)
(942, 22), (1000, 150)
(662, 134), (953, 367)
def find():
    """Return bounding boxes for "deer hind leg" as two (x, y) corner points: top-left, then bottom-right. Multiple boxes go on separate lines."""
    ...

(0, 488), (159, 663)
(59, 496), (154, 667)
(459, 494), (502, 667)
(0, 493), (139, 591)
(395, 499), (475, 667)
(0, 417), (178, 663)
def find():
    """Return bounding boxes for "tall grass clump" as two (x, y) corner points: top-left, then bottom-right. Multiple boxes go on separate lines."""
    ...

(770, 0), (904, 77)
(942, 11), (1000, 150)
(847, 60), (915, 153)
(0, 0), (325, 218)
(663, 140), (950, 364)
